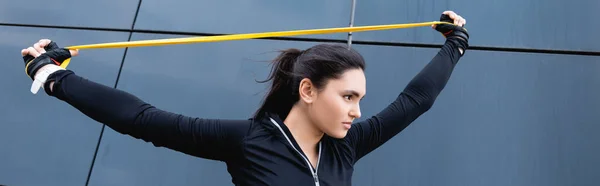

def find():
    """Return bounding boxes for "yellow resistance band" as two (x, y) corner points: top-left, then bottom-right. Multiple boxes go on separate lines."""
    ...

(59, 21), (454, 68)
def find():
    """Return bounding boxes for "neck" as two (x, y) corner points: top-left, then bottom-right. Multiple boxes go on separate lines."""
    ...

(283, 105), (324, 150)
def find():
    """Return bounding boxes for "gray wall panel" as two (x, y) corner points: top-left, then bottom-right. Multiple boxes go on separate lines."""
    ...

(353, 0), (599, 51)
(134, 0), (352, 40)
(0, 26), (128, 186)
(0, 0), (139, 29)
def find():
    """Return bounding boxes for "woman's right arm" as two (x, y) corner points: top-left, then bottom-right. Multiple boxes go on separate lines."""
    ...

(22, 41), (250, 162)
(49, 70), (250, 161)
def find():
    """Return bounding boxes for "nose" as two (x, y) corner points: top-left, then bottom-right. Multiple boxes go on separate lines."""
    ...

(350, 103), (361, 119)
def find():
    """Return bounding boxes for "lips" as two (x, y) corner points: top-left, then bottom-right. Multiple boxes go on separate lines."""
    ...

(342, 122), (352, 129)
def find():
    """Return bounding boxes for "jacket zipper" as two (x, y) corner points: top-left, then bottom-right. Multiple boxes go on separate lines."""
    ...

(270, 118), (321, 186)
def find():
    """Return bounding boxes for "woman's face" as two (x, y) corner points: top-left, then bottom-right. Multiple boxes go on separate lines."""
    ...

(307, 68), (366, 139)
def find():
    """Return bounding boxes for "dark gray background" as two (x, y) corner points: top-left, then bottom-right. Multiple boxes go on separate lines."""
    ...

(1, 0), (598, 185)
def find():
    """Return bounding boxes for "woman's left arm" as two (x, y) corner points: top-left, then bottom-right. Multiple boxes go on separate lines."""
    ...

(345, 11), (470, 162)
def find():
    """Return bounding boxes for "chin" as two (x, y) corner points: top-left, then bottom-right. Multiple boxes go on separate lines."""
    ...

(328, 130), (349, 139)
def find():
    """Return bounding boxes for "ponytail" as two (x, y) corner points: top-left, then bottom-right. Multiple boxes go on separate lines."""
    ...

(252, 44), (366, 120)
(254, 48), (303, 119)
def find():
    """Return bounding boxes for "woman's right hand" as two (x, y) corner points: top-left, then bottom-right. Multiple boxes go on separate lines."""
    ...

(20, 39), (79, 94)
(21, 39), (79, 79)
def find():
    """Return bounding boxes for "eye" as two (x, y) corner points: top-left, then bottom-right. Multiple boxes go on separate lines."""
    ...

(344, 95), (353, 101)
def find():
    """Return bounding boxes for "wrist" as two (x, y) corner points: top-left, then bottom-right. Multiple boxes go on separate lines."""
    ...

(446, 35), (469, 56)
(31, 64), (65, 94)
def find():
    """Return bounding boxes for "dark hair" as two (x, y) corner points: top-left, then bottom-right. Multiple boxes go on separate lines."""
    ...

(254, 43), (366, 120)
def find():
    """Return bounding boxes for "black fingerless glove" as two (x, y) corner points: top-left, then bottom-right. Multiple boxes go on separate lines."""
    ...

(23, 41), (71, 80)
(434, 14), (469, 54)
(22, 41), (72, 94)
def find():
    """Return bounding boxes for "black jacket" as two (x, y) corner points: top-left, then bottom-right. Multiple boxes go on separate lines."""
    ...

(44, 39), (464, 186)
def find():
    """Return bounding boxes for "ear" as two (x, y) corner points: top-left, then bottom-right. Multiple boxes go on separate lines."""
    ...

(298, 78), (316, 104)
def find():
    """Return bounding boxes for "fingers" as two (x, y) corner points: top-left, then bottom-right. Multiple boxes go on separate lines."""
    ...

(442, 10), (466, 27)
(442, 11), (456, 18)
(22, 39), (79, 59)
(70, 49), (79, 57)
(456, 15), (466, 26)
(38, 39), (52, 49)
(26, 47), (41, 57)
(22, 39), (50, 57)
(33, 43), (46, 54)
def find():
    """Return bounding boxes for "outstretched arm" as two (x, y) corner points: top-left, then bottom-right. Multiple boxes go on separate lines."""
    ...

(345, 11), (469, 162)
(20, 40), (250, 161)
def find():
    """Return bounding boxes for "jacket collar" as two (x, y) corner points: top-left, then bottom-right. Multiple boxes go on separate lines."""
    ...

(261, 112), (294, 138)
(260, 112), (323, 173)
(261, 112), (307, 150)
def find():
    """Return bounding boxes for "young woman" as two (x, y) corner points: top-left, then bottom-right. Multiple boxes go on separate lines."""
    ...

(20, 11), (468, 186)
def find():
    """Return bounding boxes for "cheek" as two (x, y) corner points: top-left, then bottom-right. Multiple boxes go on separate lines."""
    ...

(313, 95), (346, 128)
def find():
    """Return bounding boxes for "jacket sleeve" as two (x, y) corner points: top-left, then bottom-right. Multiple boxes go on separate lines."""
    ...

(345, 38), (465, 162)
(45, 70), (250, 161)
